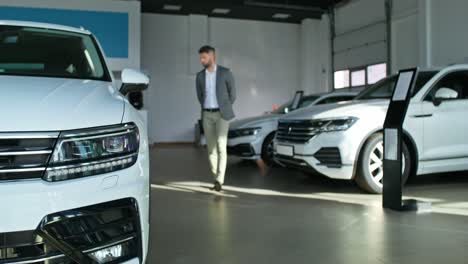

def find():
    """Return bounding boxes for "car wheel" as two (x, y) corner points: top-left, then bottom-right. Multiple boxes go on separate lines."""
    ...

(261, 132), (277, 167)
(355, 133), (411, 194)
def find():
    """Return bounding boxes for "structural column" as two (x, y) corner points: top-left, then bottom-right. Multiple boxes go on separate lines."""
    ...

(417, 0), (432, 68)
(300, 16), (332, 94)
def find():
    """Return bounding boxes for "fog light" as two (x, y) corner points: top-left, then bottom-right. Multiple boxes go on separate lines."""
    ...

(88, 241), (132, 263)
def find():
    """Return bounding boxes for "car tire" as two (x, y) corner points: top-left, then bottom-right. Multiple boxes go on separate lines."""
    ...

(261, 132), (277, 167)
(355, 133), (411, 194)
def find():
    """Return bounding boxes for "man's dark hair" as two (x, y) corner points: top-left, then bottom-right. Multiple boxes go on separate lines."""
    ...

(199, 45), (215, 54)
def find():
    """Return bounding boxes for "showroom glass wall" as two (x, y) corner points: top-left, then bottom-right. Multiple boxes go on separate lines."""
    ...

(334, 62), (387, 90)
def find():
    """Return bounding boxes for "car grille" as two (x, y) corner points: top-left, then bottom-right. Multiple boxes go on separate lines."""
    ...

(276, 120), (317, 143)
(227, 144), (255, 157)
(0, 198), (141, 264)
(275, 154), (309, 167)
(0, 132), (58, 181)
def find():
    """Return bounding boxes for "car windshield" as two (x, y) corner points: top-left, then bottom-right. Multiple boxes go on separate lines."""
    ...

(0, 25), (110, 81)
(297, 96), (320, 108)
(355, 71), (438, 100)
(272, 95), (320, 114)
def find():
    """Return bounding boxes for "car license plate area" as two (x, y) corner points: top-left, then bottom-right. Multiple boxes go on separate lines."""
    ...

(276, 144), (294, 156)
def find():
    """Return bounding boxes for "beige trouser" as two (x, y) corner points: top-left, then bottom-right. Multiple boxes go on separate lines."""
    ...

(203, 111), (229, 185)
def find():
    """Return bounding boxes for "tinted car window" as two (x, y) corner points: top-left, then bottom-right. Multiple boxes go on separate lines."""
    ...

(425, 70), (468, 101)
(412, 71), (440, 96)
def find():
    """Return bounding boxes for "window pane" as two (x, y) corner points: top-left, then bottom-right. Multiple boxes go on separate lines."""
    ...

(334, 70), (350, 89)
(367, 63), (387, 84)
(351, 69), (366, 87)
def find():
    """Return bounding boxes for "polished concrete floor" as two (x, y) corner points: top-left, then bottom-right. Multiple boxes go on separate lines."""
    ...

(147, 145), (468, 264)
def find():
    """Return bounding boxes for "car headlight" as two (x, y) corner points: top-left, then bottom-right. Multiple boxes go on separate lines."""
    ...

(44, 123), (139, 182)
(228, 127), (261, 138)
(311, 117), (358, 133)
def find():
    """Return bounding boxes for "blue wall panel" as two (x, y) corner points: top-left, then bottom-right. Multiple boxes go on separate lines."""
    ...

(0, 6), (129, 58)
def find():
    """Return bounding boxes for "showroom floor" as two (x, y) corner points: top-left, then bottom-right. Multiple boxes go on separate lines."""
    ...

(147, 145), (468, 264)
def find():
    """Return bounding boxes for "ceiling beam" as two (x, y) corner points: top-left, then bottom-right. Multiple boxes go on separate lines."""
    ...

(243, 0), (327, 13)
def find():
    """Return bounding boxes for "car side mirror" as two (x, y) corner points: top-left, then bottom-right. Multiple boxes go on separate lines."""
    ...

(433, 87), (458, 106)
(120, 69), (149, 96)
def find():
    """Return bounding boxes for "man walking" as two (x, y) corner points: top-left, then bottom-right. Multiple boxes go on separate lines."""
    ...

(196, 45), (236, 192)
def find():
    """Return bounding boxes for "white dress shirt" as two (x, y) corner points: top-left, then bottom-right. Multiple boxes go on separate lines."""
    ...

(204, 64), (219, 109)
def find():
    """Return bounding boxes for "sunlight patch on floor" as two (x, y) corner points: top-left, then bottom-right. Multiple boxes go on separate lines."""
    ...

(151, 183), (238, 198)
(152, 181), (468, 216)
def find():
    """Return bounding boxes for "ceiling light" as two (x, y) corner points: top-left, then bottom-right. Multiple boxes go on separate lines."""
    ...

(272, 13), (291, 19)
(212, 8), (231, 14)
(163, 4), (182, 11)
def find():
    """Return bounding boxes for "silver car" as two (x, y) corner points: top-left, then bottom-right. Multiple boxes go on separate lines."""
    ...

(227, 91), (358, 165)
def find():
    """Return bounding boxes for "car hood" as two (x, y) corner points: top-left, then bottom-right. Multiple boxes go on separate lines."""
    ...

(230, 113), (281, 129)
(0, 76), (125, 132)
(281, 100), (390, 120)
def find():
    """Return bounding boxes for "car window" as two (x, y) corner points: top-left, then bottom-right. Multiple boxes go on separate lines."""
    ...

(412, 72), (439, 95)
(425, 70), (468, 101)
(355, 77), (397, 100)
(0, 25), (110, 81)
(316, 95), (354, 105)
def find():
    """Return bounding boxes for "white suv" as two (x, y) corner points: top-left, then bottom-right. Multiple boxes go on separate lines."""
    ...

(228, 91), (356, 165)
(274, 65), (468, 194)
(0, 21), (150, 263)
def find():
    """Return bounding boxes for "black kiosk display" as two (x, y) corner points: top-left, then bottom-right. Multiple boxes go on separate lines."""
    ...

(382, 68), (431, 211)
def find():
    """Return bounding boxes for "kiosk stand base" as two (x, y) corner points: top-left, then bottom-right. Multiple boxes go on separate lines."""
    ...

(384, 199), (432, 212)
(400, 199), (432, 212)
(384, 198), (432, 212)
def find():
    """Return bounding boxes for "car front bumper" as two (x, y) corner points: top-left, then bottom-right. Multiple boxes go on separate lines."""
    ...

(273, 131), (361, 180)
(0, 155), (150, 264)
(227, 143), (256, 158)
(227, 135), (263, 160)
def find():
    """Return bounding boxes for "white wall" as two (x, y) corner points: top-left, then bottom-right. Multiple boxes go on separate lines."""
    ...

(209, 17), (301, 117)
(0, 0), (141, 71)
(391, 0), (420, 71)
(142, 14), (309, 143)
(333, 0), (387, 70)
(332, 0), (441, 73)
(335, 0), (385, 34)
(430, 0), (468, 66)
(332, 0), (424, 73)
(141, 14), (195, 143)
(391, 0), (468, 71)
(300, 17), (332, 94)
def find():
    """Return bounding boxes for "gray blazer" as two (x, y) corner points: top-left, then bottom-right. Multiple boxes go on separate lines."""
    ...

(196, 65), (236, 120)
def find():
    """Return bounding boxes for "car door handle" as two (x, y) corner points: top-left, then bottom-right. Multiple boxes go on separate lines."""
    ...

(410, 114), (433, 118)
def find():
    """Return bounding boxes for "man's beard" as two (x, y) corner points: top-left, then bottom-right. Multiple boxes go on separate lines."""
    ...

(202, 62), (211, 69)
